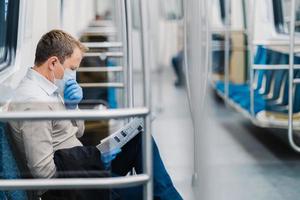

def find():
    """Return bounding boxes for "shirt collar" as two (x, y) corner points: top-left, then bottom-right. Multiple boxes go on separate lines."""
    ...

(26, 68), (58, 96)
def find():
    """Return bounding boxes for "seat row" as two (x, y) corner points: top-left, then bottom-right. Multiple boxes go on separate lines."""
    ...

(215, 46), (300, 117)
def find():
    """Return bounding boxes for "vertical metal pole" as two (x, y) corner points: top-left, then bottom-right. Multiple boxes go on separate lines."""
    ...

(248, 0), (255, 116)
(183, 1), (192, 109)
(139, 0), (153, 199)
(60, 0), (64, 28)
(288, 0), (300, 152)
(125, 0), (134, 108)
(182, 0), (194, 177)
(94, 0), (98, 16)
(224, 0), (230, 101)
(207, 0), (213, 82)
(120, 0), (129, 108)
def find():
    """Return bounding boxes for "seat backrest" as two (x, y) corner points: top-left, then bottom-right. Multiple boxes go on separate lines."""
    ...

(254, 46), (268, 92)
(278, 56), (300, 108)
(266, 52), (288, 101)
(259, 49), (274, 96)
(292, 57), (300, 112)
(0, 122), (28, 200)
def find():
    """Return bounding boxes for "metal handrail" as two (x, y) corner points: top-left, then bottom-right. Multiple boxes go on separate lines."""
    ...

(253, 64), (300, 70)
(288, 0), (300, 152)
(59, 0), (64, 28)
(79, 82), (124, 88)
(207, 0), (214, 87)
(248, 0), (256, 116)
(183, 2), (192, 111)
(211, 45), (249, 51)
(139, 0), (153, 198)
(0, 108), (149, 121)
(77, 66), (123, 72)
(211, 28), (247, 33)
(253, 40), (300, 46)
(82, 32), (117, 37)
(120, 0), (129, 108)
(85, 27), (115, 31)
(84, 52), (123, 57)
(0, 175), (149, 190)
(125, 0), (134, 108)
(224, 0), (230, 102)
(82, 42), (123, 48)
(293, 79), (300, 84)
(88, 20), (114, 27)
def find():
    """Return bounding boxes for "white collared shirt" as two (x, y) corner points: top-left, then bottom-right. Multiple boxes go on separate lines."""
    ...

(8, 68), (85, 178)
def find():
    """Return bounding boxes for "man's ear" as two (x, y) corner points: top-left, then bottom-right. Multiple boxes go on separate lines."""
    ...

(47, 56), (58, 71)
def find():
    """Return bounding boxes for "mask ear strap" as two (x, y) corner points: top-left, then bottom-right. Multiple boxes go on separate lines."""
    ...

(51, 70), (56, 83)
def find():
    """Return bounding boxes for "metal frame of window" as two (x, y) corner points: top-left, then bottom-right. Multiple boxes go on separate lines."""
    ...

(0, 0), (19, 72)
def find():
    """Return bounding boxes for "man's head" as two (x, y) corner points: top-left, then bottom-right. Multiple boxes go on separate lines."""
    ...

(34, 29), (88, 82)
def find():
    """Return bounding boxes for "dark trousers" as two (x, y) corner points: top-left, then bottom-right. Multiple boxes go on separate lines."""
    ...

(42, 133), (182, 200)
(171, 51), (184, 86)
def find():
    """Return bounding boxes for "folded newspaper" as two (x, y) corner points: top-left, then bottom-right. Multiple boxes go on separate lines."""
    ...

(96, 118), (144, 154)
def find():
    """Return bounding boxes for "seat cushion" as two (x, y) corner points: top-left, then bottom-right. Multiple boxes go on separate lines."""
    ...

(0, 122), (27, 200)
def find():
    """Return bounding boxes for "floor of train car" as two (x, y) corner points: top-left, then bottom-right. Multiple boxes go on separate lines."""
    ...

(150, 70), (195, 200)
(135, 66), (300, 200)
(202, 88), (300, 200)
(133, 67), (195, 200)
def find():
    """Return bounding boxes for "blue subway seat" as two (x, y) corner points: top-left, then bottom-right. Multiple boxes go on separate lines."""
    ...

(265, 56), (300, 113)
(0, 122), (27, 200)
(258, 49), (275, 96)
(262, 50), (282, 97)
(265, 53), (288, 102)
(106, 58), (118, 109)
(254, 46), (268, 92)
(266, 69), (300, 113)
(215, 48), (300, 115)
(215, 81), (265, 114)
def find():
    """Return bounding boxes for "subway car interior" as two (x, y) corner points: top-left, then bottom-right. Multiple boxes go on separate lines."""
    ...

(2, 0), (300, 199)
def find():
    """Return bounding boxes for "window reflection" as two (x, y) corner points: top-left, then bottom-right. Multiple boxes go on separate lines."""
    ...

(274, 0), (300, 33)
(0, 0), (19, 72)
(0, 0), (8, 63)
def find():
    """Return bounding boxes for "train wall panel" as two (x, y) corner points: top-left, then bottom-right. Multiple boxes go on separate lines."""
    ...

(253, 0), (277, 41)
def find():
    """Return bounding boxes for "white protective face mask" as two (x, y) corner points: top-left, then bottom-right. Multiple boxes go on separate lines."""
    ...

(55, 68), (76, 95)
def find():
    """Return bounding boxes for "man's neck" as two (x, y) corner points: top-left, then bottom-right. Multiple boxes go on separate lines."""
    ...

(32, 65), (53, 83)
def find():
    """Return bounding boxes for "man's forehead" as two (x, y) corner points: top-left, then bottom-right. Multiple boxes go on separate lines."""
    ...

(64, 50), (82, 70)
(73, 48), (83, 57)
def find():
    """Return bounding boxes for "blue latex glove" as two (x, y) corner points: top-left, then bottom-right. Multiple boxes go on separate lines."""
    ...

(101, 148), (121, 169)
(64, 79), (83, 109)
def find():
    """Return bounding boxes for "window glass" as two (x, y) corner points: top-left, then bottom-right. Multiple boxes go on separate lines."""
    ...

(4, 0), (8, 19)
(218, 0), (231, 24)
(160, 0), (183, 20)
(219, 0), (226, 23)
(0, 0), (7, 64)
(0, 0), (19, 72)
(274, 0), (300, 33)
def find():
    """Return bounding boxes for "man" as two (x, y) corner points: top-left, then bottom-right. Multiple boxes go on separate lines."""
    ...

(9, 30), (182, 200)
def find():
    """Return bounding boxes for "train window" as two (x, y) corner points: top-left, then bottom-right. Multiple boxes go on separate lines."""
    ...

(218, 0), (232, 24)
(219, 0), (226, 23)
(160, 0), (183, 20)
(0, 0), (19, 72)
(273, 0), (300, 33)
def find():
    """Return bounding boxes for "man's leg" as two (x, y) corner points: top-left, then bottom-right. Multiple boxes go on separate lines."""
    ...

(111, 133), (183, 200)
